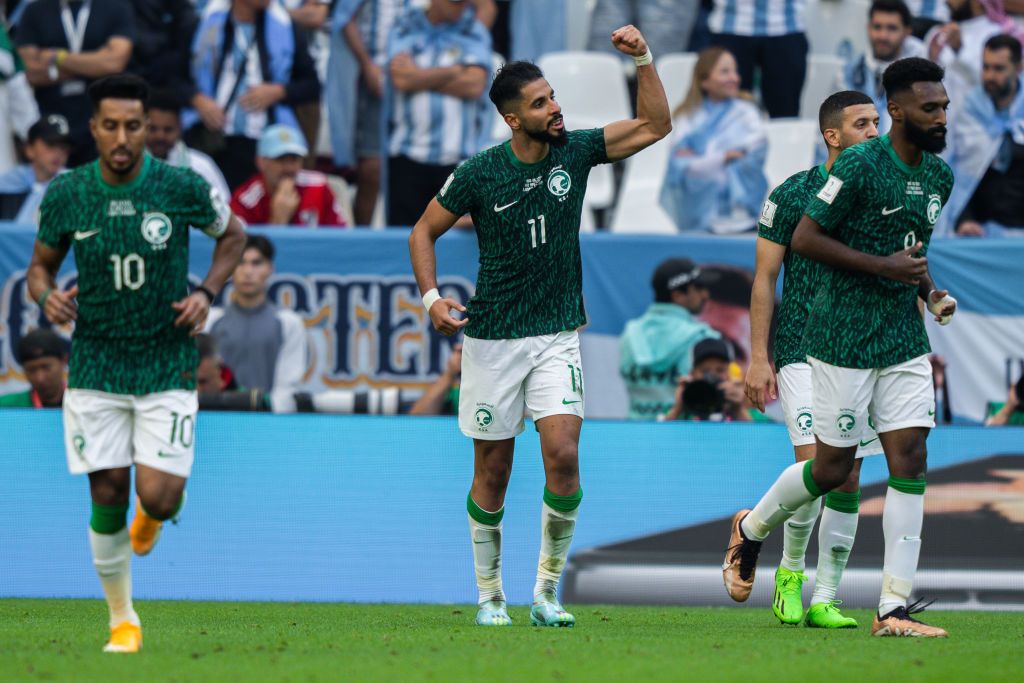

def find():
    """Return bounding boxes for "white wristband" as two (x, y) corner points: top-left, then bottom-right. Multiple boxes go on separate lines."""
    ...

(422, 288), (441, 312)
(634, 49), (653, 67)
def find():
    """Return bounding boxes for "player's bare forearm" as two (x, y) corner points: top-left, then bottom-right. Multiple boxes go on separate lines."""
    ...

(391, 62), (459, 93)
(409, 199), (459, 295)
(27, 241), (65, 302)
(792, 215), (882, 275)
(750, 238), (785, 362)
(202, 215), (246, 295)
(603, 27), (671, 162)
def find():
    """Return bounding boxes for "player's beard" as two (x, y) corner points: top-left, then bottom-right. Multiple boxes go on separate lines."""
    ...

(904, 118), (947, 153)
(107, 146), (139, 176)
(983, 78), (1015, 102)
(524, 116), (568, 147)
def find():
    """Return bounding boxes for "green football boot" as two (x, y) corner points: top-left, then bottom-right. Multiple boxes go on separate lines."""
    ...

(475, 600), (512, 627)
(806, 601), (858, 629)
(530, 595), (575, 627)
(772, 567), (807, 625)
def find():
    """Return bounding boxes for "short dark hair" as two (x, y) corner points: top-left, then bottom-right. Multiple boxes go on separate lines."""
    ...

(244, 234), (275, 261)
(489, 61), (546, 114)
(16, 328), (68, 364)
(882, 57), (945, 98)
(985, 34), (1023, 65)
(870, 0), (912, 27)
(88, 74), (150, 112)
(147, 88), (182, 116)
(818, 90), (875, 132)
(196, 333), (218, 361)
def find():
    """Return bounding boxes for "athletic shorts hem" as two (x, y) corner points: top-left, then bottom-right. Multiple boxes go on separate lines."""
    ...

(790, 434), (817, 447)
(531, 408), (584, 423)
(815, 433), (859, 449)
(459, 426), (523, 441)
(875, 418), (935, 434)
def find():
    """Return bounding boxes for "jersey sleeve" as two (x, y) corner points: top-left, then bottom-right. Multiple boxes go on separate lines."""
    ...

(575, 127), (609, 168)
(804, 150), (865, 234)
(757, 178), (803, 247)
(435, 158), (478, 216)
(181, 169), (232, 238)
(36, 177), (72, 250)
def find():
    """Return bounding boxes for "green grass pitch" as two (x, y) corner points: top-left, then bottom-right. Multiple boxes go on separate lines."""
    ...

(2, 600), (1021, 682)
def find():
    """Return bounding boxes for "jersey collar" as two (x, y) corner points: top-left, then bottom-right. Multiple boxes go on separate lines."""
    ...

(881, 134), (924, 176)
(92, 152), (153, 192)
(503, 140), (551, 170)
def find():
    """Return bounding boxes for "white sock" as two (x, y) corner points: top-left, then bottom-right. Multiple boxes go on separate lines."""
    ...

(467, 511), (504, 605)
(88, 528), (139, 628)
(780, 498), (821, 572)
(811, 503), (859, 606)
(742, 461), (821, 541)
(534, 501), (580, 600)
(878, 484), (925, 615)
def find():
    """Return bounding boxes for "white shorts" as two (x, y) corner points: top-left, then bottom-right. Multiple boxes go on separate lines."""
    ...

(777, 363), (883, 457)
(459, 330), (584, 440)
(63, 389), (198, 478)
(808, 354), (935, 449)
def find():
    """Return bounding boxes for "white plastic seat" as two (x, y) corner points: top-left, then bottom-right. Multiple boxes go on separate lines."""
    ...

(799, 54), (845, 120)
(609, 135), (677, 234)
(764, 118), (819, 191)
(805, 0), (871, 57)
(656, 52), (698, 112)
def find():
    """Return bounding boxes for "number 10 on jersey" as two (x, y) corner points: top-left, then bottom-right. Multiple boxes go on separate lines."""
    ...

(528, 214), (547, 248)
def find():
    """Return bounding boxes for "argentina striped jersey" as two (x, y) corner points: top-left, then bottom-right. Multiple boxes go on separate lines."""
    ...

(709, 0), (806, 36)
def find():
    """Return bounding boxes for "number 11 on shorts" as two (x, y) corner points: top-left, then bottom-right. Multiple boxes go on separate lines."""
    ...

(567, 364), (583, 396)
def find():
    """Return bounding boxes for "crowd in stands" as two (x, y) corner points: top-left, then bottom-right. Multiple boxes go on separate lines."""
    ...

(1, 1), (1022, 422)
(0, 0), (1019, 235)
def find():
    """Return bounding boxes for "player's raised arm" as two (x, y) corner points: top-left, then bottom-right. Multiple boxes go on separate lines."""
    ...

(602, 25), (672, 162)
(409, 198), (468, 336)
(27, 240), (78, 325)
(746, 237), (785, 412)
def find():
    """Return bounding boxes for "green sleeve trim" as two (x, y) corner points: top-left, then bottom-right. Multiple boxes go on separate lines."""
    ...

(802, 460), (824, 498)
(467, 493), (503, 526)
(888, 476), (926, 495)
(543, 486), (583, 512)
(825, 489), (860, 514)
(89, 502), (129, 534)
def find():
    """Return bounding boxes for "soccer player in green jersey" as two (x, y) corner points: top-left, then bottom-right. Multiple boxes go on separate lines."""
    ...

(746, 90), (882, 629)
(409, 25), (671, 627)
(26, 75), (245, 653)
(724, 58), (957, 638)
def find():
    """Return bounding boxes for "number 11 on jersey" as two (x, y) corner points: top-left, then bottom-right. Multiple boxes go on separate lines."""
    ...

(528, 214), (546, 249)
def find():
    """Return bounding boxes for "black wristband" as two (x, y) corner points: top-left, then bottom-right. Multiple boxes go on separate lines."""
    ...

(194, 285), (216, 303)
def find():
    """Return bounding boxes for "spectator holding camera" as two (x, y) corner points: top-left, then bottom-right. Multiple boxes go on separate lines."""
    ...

(664, 338), (760, 422)
(620, 258), (720, 420)
(985, 376), (1024, 425)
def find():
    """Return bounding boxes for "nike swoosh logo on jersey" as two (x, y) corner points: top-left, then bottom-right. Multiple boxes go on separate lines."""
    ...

(859, 437), (879, 447)
(74, 229), (100, 240)
(493, 200), (519, 212)
(561, 398), (581, 405)
(881, 206), (903, 216)
(927, 409), (935, 416)
(157, 450), (180, 458)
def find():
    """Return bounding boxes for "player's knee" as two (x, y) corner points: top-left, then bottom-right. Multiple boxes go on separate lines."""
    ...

(544, 443), (579, 481)
(88, 471), (131, 506)
(895, 440), (928, 478)
(476, 461), (512, 492)
(138, 490), (181, 521)
(812, 457), (854, 493)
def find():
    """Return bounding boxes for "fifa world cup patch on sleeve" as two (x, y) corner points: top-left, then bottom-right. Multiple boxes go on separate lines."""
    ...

(816, 175), (844, 204)
(439, 173), (455, 196)
(759, 199), (777, 227)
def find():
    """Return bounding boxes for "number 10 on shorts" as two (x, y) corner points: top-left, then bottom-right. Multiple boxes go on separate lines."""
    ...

(567, 364), (583, 396)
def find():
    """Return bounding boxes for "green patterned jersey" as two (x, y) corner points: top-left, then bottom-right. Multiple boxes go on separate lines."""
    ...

(37, 155), (230, 394)
(757, 164), (829, 370)
(803, 135), (953, 369)
(436, 128), (608, 340)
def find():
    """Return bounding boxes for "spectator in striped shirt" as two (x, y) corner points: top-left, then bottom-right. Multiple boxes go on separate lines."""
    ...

(906, 0), (950, 38)
(708, 0), (808, 118)
(385, 0), (491, 226)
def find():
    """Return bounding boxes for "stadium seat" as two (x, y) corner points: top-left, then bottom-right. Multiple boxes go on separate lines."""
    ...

(538, 51), (631, 210)
(805, 0), (870, 58)
(799, 54), (845, 120)
(764, 118), (819, 191)
(656, 52), (698, 112)
(609, 136), (677, 234)
(325, 175), (356, 227)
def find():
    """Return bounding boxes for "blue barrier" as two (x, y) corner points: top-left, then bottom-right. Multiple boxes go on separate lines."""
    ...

(3, 410), (1021, 604)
